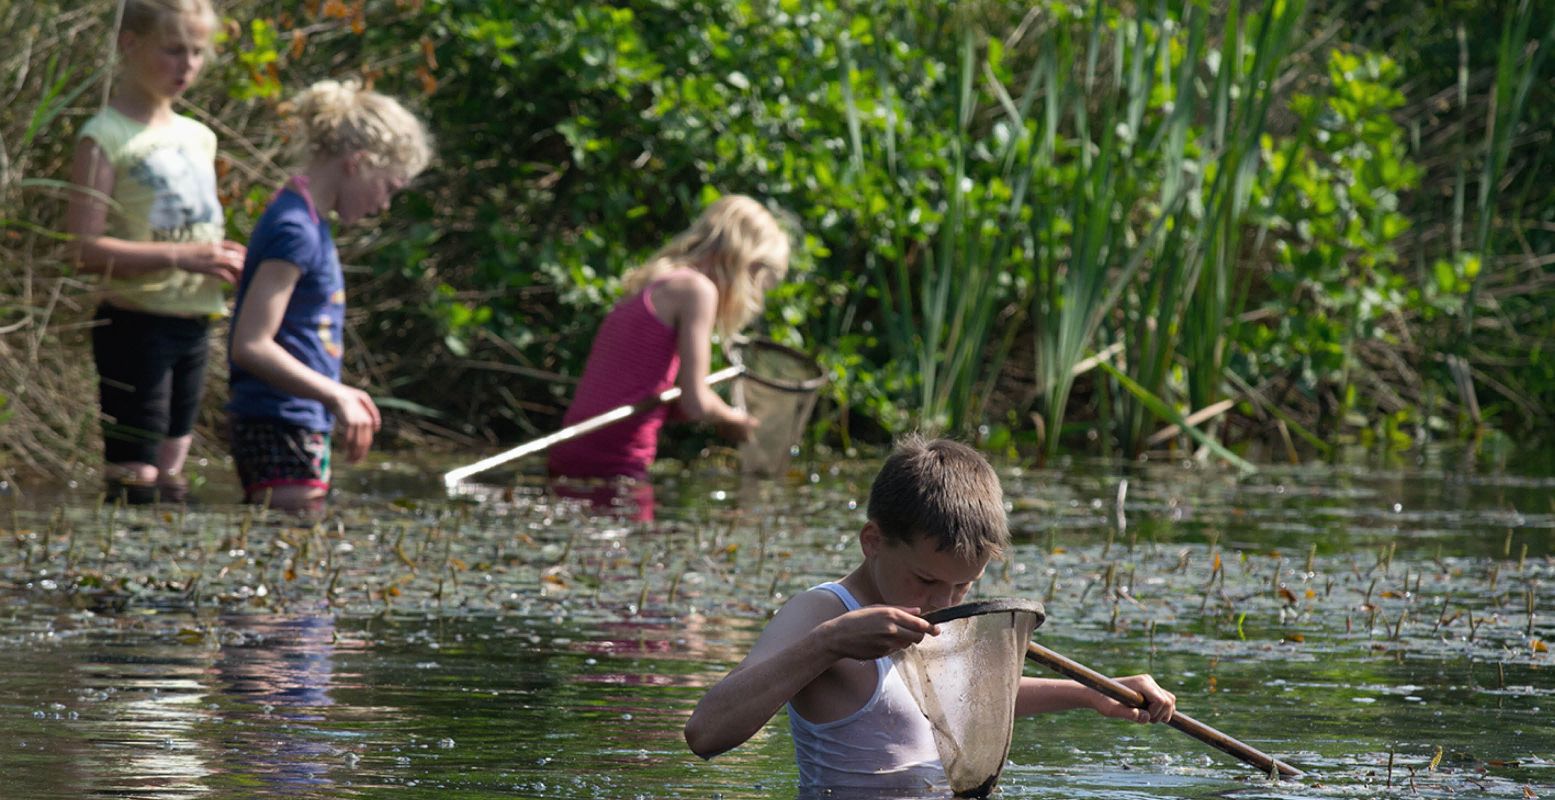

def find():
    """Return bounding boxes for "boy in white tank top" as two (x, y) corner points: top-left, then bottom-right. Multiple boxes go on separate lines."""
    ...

(685, 436), (1179, 793)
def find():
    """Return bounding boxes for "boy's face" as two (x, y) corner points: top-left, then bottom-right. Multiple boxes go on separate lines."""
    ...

(862, 523), (990, 613)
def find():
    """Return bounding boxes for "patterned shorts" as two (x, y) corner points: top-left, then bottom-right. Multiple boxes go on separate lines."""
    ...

(229, 417), (331, 501)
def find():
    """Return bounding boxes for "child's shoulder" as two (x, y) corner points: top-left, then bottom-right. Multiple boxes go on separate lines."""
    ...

(169, 113), (218, 146)
(76, 108), (216, 154)
(748, 586), (853, 660)
(256, 190), (319, 228)
(250, 190), (327, 254)
(646, 268), (716, 316)
(76, 107), (132, 149)
(651, 266), (714, 293)
(770, 584), (850, 627)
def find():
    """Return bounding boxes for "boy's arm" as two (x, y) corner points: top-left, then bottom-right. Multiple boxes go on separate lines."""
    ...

(64, 138), (245, 282)
(683, 592), (937, 759)
(1016, 675), (1175, 723)
(229, 260), (380, 462)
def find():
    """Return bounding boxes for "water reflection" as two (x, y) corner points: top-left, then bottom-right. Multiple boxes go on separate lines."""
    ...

(79, 645), (215, 798)
(208, 614), (339, 794)
(794, 789), (952, 800)
(2, 452), (1554, 798)
(0, 611), (359, 799)
(551, 476), (657, 522)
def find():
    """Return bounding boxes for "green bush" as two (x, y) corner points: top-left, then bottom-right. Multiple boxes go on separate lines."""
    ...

(4, 0), (1553, 480)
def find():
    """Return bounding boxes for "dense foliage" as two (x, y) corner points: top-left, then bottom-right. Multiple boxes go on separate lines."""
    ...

(2, 0), (1553, 478)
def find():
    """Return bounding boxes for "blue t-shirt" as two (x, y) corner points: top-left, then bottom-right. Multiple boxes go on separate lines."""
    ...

(228, 187), (344, 432)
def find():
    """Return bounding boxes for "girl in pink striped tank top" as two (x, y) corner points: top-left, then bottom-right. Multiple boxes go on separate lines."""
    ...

(548, 195), (791, 487)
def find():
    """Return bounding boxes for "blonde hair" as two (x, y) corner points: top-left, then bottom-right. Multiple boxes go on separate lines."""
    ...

(288, 80), (433, 179)
(120, 0), (218, 41)
(622, 194), (791, 338)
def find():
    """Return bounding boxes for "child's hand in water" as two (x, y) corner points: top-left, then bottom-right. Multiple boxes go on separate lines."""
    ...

(817, 605), (940, 661)
(716, 410), (760, 443)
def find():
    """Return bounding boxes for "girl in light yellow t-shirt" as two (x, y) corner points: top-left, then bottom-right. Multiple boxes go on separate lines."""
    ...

(65, 0), (246, 504)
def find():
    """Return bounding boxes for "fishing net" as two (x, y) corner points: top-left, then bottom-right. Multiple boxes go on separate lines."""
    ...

(892, 598), (1046, 798)
(732, 339), (826, 476)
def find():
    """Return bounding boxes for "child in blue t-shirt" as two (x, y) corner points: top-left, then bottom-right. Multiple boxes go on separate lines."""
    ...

(228, 80), (431, 512)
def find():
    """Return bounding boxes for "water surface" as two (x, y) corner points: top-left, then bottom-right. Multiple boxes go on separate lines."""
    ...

(2, 447), (1552, 798)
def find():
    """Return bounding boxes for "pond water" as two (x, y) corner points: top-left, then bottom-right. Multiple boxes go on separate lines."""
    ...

(1, 445), (1552, 799)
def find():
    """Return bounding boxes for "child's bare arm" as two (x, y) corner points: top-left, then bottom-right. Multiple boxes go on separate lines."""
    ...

(1016, 675), (1175, 723)
(684, 593), (937, 759)
(662, 273), (757, 440)
(65, 138), (245, 282)
(230, 260), (379, 461)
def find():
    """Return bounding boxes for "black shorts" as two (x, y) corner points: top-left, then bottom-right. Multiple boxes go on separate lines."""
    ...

(92, 303), (211, 465)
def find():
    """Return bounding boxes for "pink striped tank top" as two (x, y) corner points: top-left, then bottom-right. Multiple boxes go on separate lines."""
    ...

(547, 271), (688, 479)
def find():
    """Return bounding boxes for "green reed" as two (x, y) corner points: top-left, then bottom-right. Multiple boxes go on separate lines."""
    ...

(1461, 0), (1553, 333)
(840, 10), (1038, 434)
(1098, 0), (1306, 458)
(999, 0), (1300, 462)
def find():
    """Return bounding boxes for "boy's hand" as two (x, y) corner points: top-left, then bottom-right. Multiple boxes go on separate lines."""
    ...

(1093, 674), (1176, 724)
(817, 605), (940, 661)
(330, 386), (381, 463)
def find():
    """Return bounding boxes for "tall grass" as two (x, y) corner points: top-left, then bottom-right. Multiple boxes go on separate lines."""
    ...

(1461, 0), (1552, 334)
(1025, 3), (1171, 460)
(837, 0), (1304, 466)
(1115, 0), (1307, 456)
(1014, 0), (1302, 465)
(841, 11), (1037, 435)
(0, 3), (114, 478)
(1440, 0), (1555, 427)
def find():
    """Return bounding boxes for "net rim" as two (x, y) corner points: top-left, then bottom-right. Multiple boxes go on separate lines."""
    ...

(922, 597), (1046, 628)
(735, 338), (827, 393)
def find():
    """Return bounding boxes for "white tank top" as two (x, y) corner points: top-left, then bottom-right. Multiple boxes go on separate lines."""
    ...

(787, 582), (944, 790)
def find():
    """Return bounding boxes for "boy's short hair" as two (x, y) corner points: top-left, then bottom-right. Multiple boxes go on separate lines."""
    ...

(866, 434), (1008, 560)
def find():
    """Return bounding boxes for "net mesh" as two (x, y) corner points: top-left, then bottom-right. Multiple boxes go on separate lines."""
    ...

(732, 340), (825, 476)
(892, 600), (1045, 798)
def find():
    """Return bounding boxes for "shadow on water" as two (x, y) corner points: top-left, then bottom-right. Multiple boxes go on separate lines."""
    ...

(1, 442), (1552, 798)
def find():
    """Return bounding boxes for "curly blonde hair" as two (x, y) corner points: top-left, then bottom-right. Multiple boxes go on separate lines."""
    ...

(622, 194), (792, 338)
(289, 79), (433, 179)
